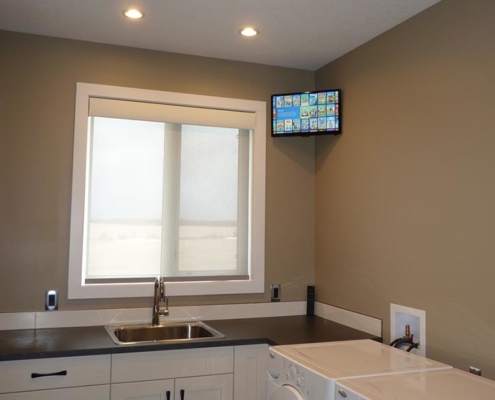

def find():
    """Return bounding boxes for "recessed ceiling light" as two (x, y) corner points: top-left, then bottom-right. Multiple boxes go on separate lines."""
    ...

(123, 9), (144, 19)
(240, 27), (258, 37)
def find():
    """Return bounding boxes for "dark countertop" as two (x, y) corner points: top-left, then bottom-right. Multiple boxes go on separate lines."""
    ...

(0, 315), (381, 361)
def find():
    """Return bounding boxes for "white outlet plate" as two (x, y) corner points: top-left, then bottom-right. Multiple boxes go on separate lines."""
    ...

(390, 303), (426, 357)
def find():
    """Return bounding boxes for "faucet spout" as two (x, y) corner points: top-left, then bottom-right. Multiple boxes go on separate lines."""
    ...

(152, 276), (169, 326)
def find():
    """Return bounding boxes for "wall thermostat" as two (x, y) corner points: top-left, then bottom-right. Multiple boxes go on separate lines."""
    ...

(45, 290), (58, 311)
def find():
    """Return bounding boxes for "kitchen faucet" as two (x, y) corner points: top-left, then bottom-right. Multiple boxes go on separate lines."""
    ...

(152, 276), (169, 326)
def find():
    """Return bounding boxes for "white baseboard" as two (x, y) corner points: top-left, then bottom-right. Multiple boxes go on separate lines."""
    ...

(0, 312), (36, 330)
(314, 302), (382, 337)
(0, 302), (306, 330)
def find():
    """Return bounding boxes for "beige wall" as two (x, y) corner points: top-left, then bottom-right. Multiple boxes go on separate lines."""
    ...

(4, 0), (494, 378)
(0, 31), (315, 312)
(315, 0), (495, 378)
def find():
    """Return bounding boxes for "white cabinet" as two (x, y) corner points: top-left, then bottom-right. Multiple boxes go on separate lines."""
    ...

(112, 347), (233, 383)
(111, 347), (234, 400)
(0, 344), (267, 400)
(233, 344), (268, 400)
(0, 354), (111, 400)
(0, 385), (110, 400)
(175, 374), (233, 400)
(112, 375), (233, 400)
(111, 345), (267, 400)
(111, 379), (174, 400)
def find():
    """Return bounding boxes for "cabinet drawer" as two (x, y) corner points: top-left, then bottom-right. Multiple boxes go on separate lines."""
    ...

(112, 347), (234, 383)
(0, 355), (111, 394)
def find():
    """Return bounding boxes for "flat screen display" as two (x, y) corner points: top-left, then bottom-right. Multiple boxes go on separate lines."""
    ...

(271, 89), (341, 137)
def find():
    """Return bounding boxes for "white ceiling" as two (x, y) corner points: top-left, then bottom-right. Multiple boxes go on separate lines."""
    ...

(0, 0), (440, 71)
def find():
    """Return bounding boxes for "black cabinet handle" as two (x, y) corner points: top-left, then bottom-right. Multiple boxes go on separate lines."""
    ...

(180, 389), (185, 400)
(31, 370), (67, 379)
(165, 390), (170, 400)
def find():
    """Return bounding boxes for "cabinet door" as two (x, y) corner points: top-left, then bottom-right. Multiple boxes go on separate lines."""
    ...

(111, 379), (174, 400)
(234, 344), (268, 400)
(0, 384), (109, 400)
(175, 374), (233, 400)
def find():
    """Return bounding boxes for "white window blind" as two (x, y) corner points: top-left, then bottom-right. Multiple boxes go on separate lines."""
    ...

(89, 98), (256, 129)
(85, 98), (253, 283)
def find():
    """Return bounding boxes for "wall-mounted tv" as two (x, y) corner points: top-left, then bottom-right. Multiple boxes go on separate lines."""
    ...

(271, 89), (341, 137)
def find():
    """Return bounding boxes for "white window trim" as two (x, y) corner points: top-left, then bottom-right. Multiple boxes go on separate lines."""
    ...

(68, 83), (266, 299)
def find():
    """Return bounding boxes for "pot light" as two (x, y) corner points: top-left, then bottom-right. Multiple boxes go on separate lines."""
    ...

(124, 9), (144, 19)
(240, 27), (258, 37)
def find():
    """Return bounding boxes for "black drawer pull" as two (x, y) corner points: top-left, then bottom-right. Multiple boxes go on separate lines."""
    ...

(180, 389), (185, 400)
(31, 370), (67, 379)
(166, 390), (170, 400)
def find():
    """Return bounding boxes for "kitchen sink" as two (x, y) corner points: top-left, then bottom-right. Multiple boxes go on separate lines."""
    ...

(105, 321), (225, 345)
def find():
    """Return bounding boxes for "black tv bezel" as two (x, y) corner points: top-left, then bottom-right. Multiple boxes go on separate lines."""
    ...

(271, 89), (342, 137)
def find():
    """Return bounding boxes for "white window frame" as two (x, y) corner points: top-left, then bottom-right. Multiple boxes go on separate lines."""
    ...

(68, 83), (266, 299)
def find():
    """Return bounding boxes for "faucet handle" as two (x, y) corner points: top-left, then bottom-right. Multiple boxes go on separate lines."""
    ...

(158, 297), (169, 317)
(159, 277), (165, 301)
(165, 297), (169, 315)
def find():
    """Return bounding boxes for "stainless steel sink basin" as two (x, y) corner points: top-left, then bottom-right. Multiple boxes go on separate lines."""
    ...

(105, 321), (225, 345)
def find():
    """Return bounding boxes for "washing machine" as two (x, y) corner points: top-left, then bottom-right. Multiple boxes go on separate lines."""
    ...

(334, 368), (495, 400)
(266, 339), (452, 400)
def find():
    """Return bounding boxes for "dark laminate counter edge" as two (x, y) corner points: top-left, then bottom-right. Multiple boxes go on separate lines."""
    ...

(0, 315), (382, 362)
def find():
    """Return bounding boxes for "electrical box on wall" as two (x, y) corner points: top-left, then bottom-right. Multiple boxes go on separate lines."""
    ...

(390, 303), (426, 357)
(270, 284), (281, 302)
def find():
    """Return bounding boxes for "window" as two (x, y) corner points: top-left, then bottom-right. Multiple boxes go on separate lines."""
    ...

(68, 83), (266, 299)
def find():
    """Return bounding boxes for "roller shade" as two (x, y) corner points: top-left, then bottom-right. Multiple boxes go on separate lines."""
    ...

(89, 97), (256, 130)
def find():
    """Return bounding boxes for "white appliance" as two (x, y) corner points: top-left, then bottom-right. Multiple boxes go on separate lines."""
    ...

(334, 368), (495, 400)
(266, 339), (452, 400)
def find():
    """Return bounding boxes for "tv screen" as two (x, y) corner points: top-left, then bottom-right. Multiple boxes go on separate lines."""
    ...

(271, 89), (341, 137)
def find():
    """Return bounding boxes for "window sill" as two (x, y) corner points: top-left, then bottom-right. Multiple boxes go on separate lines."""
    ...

(68, 279), (264, 299)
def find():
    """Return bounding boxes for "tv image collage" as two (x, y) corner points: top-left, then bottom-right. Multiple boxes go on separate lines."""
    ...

(273, 90), (340, 135)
